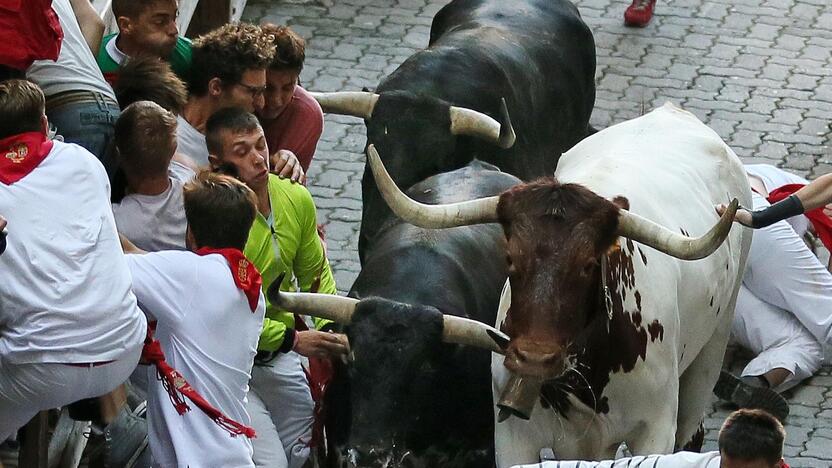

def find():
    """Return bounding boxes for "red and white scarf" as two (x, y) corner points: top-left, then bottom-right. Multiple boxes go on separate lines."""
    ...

(0, 132), (53, 185)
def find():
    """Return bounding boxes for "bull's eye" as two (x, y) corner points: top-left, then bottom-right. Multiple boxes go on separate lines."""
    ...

(582, 261), (596, 277)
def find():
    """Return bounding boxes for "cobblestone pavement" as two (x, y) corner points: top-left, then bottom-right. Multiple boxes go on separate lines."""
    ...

(243, 0), (832, 465)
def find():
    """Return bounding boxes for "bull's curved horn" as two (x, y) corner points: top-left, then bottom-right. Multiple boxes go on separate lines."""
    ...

(449, 98), (516, 149)
(616, 198), (739, 260)
(366, 144), (500, 228)
(309, 91), (379, 120)
(443, 315), (509, 354)
(267, 276), (358, 324)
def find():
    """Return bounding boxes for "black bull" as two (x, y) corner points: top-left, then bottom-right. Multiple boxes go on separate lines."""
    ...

(322, 162), (521, 468)
(356, 0), (596, 263)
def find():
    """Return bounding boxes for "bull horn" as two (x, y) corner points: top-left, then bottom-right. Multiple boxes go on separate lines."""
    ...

(309, 91), (379, 120)
(267, 275), (358, 324)
(366, 144), (500, 228)
(443, 315), (510, 354)
(616, 198), (739, 261)
(449, 97), (516, 149)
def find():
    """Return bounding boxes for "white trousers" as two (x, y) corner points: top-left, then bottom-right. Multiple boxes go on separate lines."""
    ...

(730, 192), (832, 391)
(247, 351), (314, 468)
(0, 342), (142, 440)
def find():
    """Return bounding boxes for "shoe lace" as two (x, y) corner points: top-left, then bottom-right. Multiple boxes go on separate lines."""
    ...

(632, 0), (652, 10)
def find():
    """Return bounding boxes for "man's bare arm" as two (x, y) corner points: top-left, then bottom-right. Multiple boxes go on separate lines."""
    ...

(67, 0), (106, 55)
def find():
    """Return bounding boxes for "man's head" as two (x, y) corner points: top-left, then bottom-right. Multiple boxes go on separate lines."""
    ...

(206, 107), (270, 192)
(114, 101), (177, 183)
(189, 23), (276, 114)
(0, 80), (47, 140)
(112, 0), (179, 58)
(114, 56), (188, 114)
(183, 171), (258, 251)
(259, 24), (305, 120)
(718, 409), (786, 468)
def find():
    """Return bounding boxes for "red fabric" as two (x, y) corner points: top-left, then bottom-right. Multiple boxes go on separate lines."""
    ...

(262, 86), (324, 172)
(0, 132), (53, 185)
(196, 248), (262, 312)
(294, 270), (335, 449)
(0, 0), (62, 70)
(141, 323), (257, 438)
(623, 0), (656, 27)
(768, 184), (832, 253)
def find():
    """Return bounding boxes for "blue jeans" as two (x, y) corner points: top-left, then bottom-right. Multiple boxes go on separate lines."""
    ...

(46, 93), (120, 178)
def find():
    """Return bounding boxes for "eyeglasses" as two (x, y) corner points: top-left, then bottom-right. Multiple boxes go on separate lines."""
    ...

(236, 82), (267, 98)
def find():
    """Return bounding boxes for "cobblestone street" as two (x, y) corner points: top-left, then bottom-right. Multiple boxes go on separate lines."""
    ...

(242, 0), (832, 465)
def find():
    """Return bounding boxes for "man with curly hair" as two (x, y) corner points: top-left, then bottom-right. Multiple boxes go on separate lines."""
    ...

(258, 24), (323, 177)
(177, 23), (274, 167)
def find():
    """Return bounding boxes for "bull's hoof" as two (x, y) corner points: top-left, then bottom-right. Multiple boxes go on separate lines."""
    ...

(713, 371), (789, 423)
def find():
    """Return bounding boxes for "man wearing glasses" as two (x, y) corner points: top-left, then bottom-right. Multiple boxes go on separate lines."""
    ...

(176, 23), (274, 167)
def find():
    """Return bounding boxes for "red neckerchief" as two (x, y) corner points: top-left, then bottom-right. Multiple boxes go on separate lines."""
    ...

(196, 248), (262, 312)
(0, 132), (53, 185)
(767, 184), (832, 252)
(141, 323), (256, 438)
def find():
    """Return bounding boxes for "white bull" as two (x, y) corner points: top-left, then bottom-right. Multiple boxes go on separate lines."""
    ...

(491, 103), (752, 465)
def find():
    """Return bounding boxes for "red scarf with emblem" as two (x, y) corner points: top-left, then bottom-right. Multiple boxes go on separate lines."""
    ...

(0, 132), (53, 185)
(767, 184), (832, 252)
(196, 248), (262, 312)
(139, 248), (263, 438)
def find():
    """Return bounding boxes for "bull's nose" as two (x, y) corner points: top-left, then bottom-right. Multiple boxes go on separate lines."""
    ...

(504, 343), (566, 378)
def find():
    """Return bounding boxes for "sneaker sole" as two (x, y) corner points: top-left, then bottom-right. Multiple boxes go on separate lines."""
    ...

(714, 372), (789, 422)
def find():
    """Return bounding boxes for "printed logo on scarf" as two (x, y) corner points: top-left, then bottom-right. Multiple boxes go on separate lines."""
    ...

(5, 143), (28, 164)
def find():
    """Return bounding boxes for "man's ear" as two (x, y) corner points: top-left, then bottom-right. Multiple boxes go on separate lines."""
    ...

(116, 16), (132, 34)
(185, 226), (198, 252)
(40, 115), (49, 136)
(207, 154), (221, 170)
(208, 77), (224, 97)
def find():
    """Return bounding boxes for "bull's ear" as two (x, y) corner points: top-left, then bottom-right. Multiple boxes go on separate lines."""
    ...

(267, 272), (287, 305)
(487, 329), (510, 350)
(611, 195), (630, 211)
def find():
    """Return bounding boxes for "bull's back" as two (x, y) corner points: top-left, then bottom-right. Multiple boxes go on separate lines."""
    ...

(380, 0), (596, 180)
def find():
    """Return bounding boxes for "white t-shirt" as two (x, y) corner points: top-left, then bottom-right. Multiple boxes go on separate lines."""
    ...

(516, 451), (721, 468)
(176, 115), (210, 167)
(112, 162), (194, 251)
(127, 250), (265, 468)
(745, 163), (810, 236)
(0, 141), (146, 363)
(27, 0), (116, 99)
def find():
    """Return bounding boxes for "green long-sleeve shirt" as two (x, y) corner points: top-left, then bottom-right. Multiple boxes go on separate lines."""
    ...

(244, 174), (336, 351)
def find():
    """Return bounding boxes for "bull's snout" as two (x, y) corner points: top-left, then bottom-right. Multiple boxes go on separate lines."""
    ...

(503, 342), (567, 378)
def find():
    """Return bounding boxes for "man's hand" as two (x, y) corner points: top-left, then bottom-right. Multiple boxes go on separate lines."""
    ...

(270, 150), (307, 185)
(716, 203), (752, 227)
(293, 330), (349, 359)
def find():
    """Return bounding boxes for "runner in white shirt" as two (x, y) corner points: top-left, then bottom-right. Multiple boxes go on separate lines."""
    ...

(713, 165), (832, 419)
(513, 409), (788, 468)
(112, 101), (194, 251)
(123, 172), (265, 468)
(0, 80), (145, 440)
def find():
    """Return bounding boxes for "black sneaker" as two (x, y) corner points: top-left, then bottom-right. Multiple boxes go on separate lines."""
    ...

(713, 371), (789, 423)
